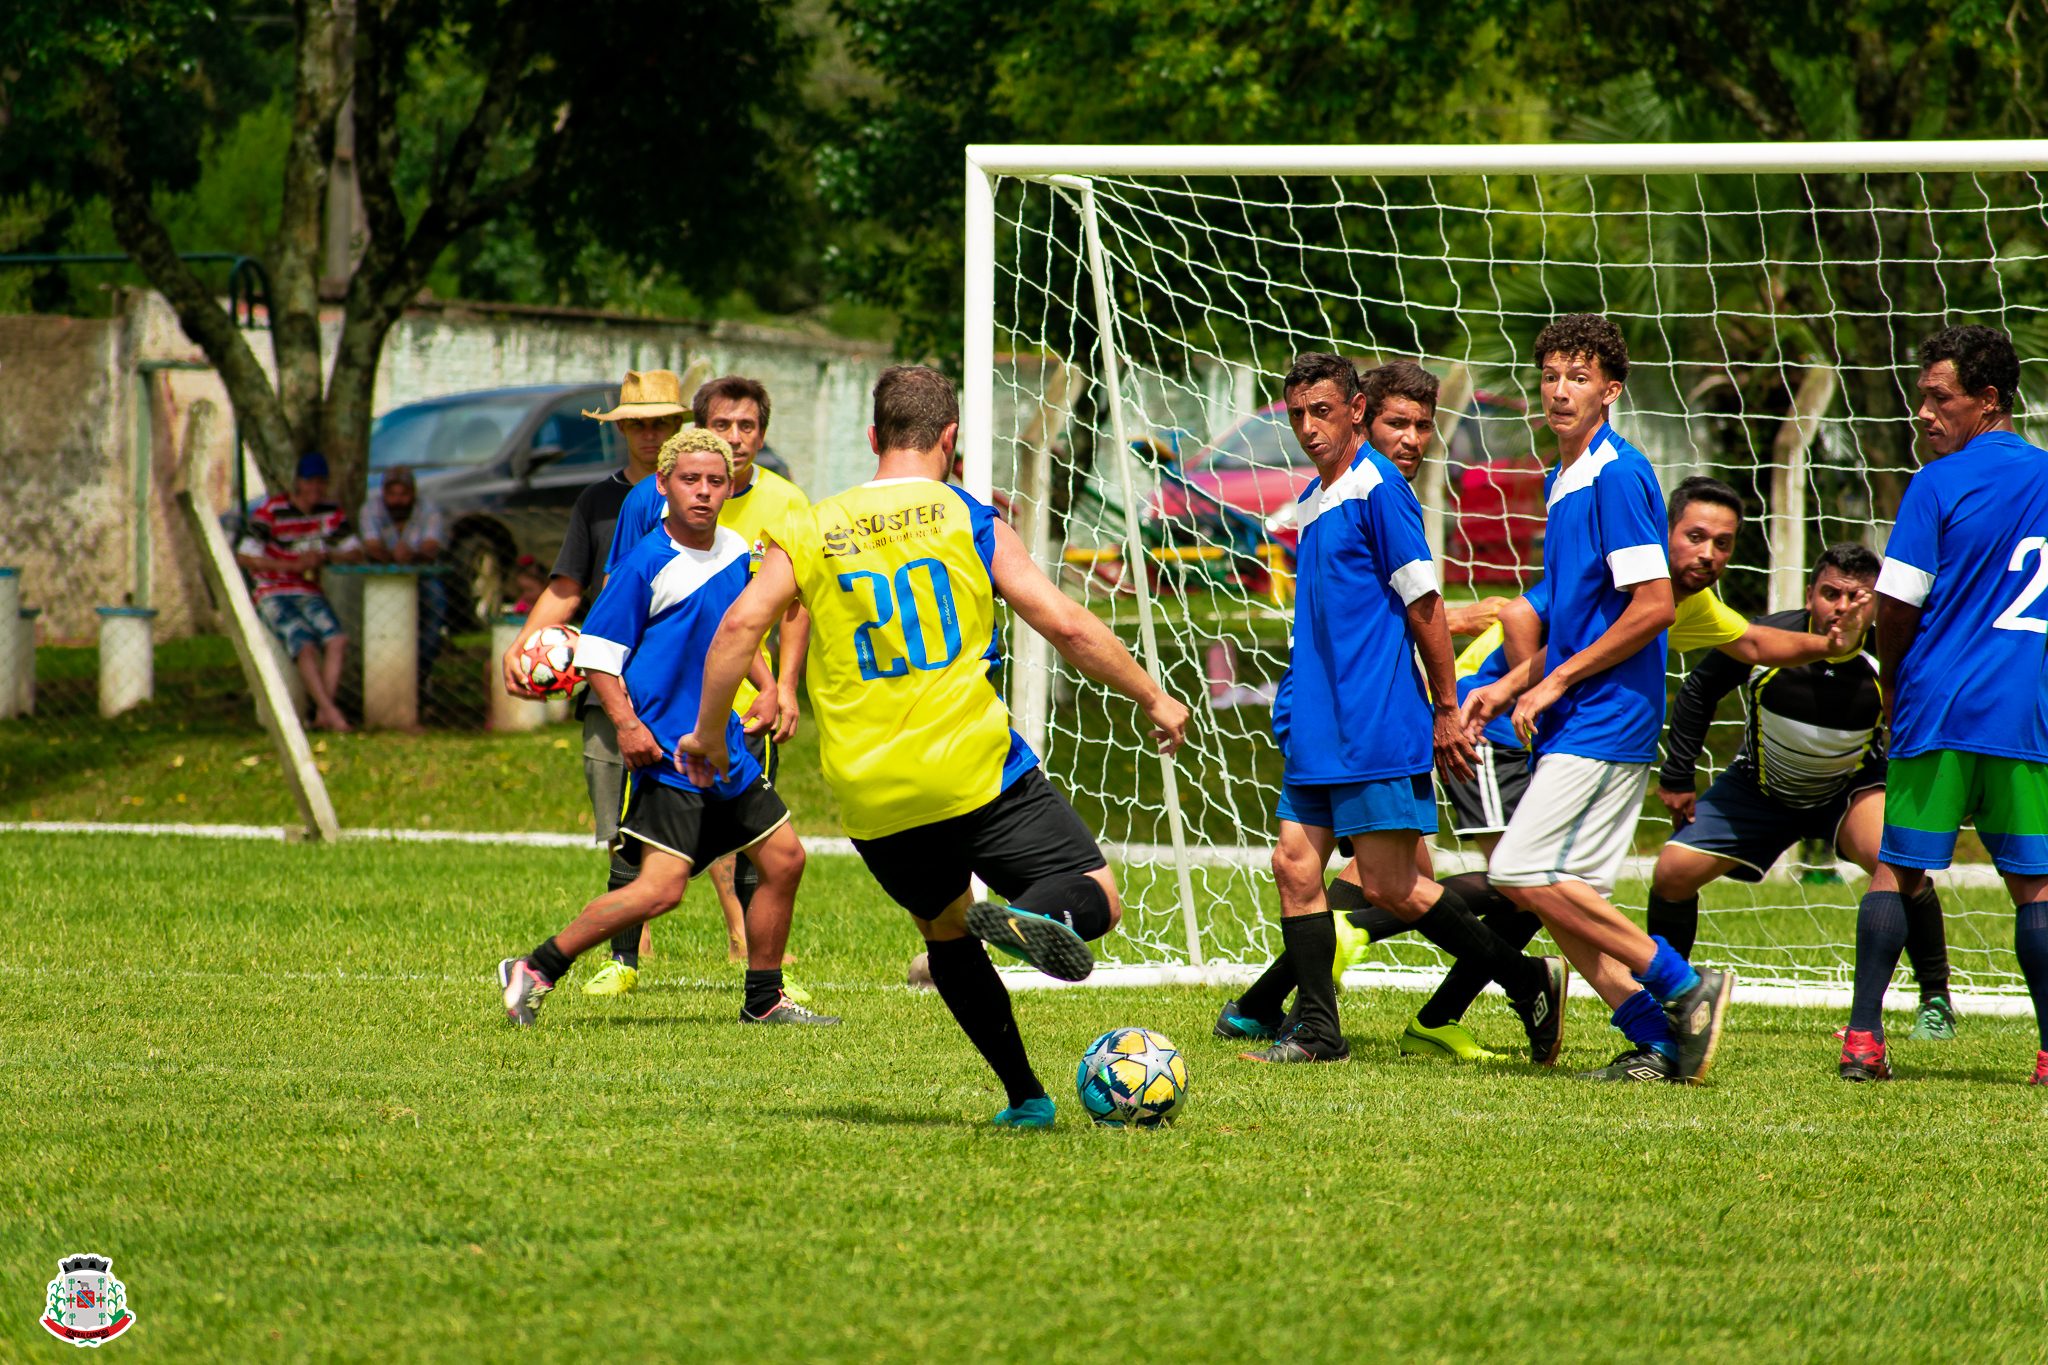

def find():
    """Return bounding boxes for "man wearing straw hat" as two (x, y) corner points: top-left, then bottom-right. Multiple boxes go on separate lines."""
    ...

(502, 367), (701, 968)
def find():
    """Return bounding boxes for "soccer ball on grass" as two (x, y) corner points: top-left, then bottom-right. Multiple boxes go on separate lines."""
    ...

(1076, 1027), (1188, 1127)
(518, 625), (583, 695)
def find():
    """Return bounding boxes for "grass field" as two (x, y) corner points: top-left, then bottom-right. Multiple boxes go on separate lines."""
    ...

(7, 831), (2048, 1362)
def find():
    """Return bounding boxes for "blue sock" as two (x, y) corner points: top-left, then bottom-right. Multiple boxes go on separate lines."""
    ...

(1634, 936), (1701, 1005)
(1612, 989), (1677, 1060)
(2015, 902), (2048, 1051)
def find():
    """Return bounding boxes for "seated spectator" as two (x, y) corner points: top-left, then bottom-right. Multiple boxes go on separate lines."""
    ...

(360, 465), (449, 691)
(235, 452), (361, 732)
(509, 555), (548, 617)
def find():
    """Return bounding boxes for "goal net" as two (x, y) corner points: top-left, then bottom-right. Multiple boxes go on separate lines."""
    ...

(963, 143), (2048, 1004)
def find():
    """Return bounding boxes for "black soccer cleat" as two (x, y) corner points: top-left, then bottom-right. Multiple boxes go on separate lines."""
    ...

(1239, 1031), (1351, 1064)
(1579, 1046), (1677, 1083)
(965, 901), (1094, 982)
(1510, 955), (1569, 1067)
(1666, 966), (1734, 1085)
(1213, 997), (1282, 1042)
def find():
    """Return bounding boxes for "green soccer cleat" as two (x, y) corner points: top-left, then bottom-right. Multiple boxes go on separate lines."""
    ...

(1908, 995), (1957, 1041)
(965, 901), (1094, 982)
(784, 979), (815, 1005)
(582, 960), (639, 996)
(1331, 909), (1368, 990)
(1398, 1016), (1510, 1063)
(993, 1096), (1056, 1129)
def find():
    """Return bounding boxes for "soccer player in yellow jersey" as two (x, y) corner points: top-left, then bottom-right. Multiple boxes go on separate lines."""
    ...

(682, 365), (1192, 1129)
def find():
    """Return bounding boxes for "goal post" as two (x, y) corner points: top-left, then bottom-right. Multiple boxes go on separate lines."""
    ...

(962, 139), (2048, 1002)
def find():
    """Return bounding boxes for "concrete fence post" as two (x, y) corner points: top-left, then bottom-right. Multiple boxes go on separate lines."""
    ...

(0, 569), (18, 719)
(14, 607), (37, 717)
(96, 606), (157, 718)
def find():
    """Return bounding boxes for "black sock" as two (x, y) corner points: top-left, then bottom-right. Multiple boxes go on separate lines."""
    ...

(1416, 875), (1539, 1028)
(1011, 872), (1113, 941)
(1236, 954), (1295, 1026)
(1646, 892), (1701, 960)
(924, 936), (1045, 1107)
(1410, 880), (1543, 1003)
(733, 854), (761, 913)
(743, 967), (784, 1016)
(605, 848), (640, 967)
(1848, 890), (1908, 1039)
(528, 935), (575, 984)
(2016, 902), (2048, 1051)
(1327, 879), (1405, 941)
(1280, 912), (1341, 1046)
(1904, 884), (1950, 1003)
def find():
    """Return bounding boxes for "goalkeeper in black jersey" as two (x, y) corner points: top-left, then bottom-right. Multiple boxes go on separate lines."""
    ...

(1648, 543), (1957, 1039)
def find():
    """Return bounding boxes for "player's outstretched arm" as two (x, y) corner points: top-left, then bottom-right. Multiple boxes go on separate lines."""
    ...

(989, 519), (1190, 755)
(678, 547), (800, 784)
(1445, 595), (1504, 638)
(1404, 591), (1477, 782)
(1715, 595), (1869, 665)
(500, 575), (584, 699)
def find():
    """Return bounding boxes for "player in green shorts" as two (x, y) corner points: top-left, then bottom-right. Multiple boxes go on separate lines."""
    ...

(1842, 325), (2048, 1084)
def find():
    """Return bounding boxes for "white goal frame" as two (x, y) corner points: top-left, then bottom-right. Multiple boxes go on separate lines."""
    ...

(960, 140), (2048, 976)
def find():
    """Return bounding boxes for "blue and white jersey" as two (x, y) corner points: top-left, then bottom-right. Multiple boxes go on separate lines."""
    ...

(1272, 444), (1439, 784)
(606, 473), (668, 576)
(1455, 577), (1551, 751)
(1533, 422), (1670, 763)
(575, 525), (762, 797)
(1877, 428), (2048, 762)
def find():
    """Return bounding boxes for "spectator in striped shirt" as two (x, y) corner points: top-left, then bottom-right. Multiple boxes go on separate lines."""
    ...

(235, 452), (362, 731)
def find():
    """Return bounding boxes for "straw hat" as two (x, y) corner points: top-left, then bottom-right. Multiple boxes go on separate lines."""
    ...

(583, 369), (689, 422)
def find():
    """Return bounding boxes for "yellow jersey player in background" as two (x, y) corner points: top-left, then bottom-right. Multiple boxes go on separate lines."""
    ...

(682, 364), (1191, 1129)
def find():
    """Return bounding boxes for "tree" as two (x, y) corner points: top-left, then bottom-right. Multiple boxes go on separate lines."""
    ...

(0, 0), (803, 505)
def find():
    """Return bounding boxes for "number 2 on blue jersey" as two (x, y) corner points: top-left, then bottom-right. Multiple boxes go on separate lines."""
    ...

(1992, 535), (2048, 635)
(838, 557), (965, 680)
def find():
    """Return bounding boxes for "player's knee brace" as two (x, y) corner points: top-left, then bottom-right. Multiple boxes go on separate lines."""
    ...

(1012, 872), (1114, 941)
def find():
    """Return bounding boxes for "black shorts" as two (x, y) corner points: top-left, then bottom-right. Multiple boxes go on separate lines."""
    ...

(850, 766), (1107, 920)
(745, 726), (779, 784)
(1440, 739), (1533, 838)
(1667, 765), (1883, 882)
(615, 772), (790, 870)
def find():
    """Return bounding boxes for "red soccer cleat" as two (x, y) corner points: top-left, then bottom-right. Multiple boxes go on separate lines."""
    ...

(2030, 1051), (2048, 1087)
(1838, 1027), (1892, 1082)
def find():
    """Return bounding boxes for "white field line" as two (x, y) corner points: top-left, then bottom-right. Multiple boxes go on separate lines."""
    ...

(0, 820), (2014, 889)
(6, 820), (2032, 1015)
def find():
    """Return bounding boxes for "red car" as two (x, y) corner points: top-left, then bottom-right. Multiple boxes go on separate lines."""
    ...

(1142, 397), (1544, 584)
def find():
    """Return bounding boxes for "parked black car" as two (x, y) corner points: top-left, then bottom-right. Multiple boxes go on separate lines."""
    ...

(369, 382), (795, 627)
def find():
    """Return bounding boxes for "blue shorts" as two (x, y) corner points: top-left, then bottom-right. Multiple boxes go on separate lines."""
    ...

(1668, 765), (1882, 883)
(1277, 774), (1437, 838)
(256, 592), (344, 658)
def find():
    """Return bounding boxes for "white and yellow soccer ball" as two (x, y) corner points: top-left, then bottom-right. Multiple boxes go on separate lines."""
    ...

(1076, 1027), (1189, 1127)
(518, 624), (583, 696)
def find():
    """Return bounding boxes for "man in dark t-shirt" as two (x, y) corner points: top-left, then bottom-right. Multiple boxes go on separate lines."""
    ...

(499, 370), (689, 986)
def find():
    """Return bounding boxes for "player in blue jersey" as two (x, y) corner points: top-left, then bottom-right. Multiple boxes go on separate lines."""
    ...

(1841, 325), (2048, 1084)
(1462, 314), (1733, 1084)
(1229, 353), (1565, 1065)
(497, 430), (834, 1028)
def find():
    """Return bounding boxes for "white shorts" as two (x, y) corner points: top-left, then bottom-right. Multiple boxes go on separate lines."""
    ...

(1487, 753), (1650, 898)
